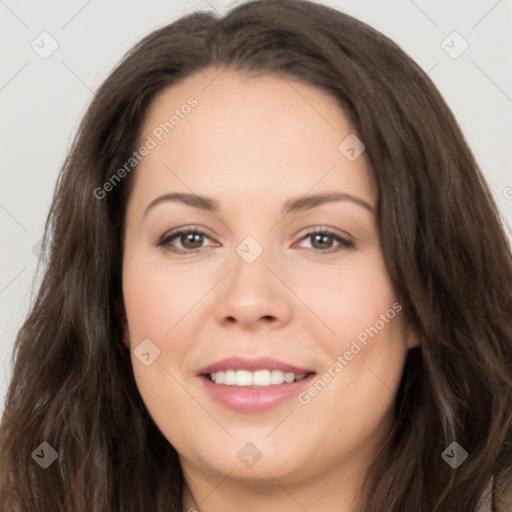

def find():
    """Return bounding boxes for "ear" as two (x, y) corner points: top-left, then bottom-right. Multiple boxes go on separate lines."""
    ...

(122, 322), (131, 349)
(405, 321), (420, 349)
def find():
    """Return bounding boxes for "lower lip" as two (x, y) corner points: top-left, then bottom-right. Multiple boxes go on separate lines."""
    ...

(199, 374), (316, 412)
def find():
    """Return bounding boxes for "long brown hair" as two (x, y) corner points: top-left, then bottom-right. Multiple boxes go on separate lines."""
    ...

(1, 1), (511, 510)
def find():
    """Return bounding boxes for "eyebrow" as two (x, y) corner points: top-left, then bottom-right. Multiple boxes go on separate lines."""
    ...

(143, 191), (374, 217)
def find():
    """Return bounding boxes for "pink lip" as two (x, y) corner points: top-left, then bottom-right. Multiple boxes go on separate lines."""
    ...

(197, 357), (316, 413)
(200, 374), (316, 412)
(197, 356), (314, 375)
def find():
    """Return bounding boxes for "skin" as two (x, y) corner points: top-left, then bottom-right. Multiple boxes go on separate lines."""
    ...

(122, 67), (419, 512)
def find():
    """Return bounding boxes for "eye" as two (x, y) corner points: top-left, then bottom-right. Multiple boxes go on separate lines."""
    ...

(157, 226), (216, 253)
(156, 226), (355, 254)
(294, 227), (355, 254)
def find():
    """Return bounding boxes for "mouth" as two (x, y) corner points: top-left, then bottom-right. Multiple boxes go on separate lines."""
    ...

(197, 357), (317, 412)
(202, 369), (315, 387)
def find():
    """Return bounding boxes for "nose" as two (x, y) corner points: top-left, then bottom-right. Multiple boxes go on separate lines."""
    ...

(214, 244), (293, 331)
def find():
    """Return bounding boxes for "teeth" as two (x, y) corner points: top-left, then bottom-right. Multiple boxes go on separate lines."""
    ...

(209, 369), (309, 387)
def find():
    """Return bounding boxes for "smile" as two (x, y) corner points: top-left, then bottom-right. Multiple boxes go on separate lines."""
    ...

(206, 369), (310, 386)
(197, 357), (317, 412)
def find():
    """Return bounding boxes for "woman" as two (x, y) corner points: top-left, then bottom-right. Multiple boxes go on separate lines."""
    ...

(1, 0), (511, 510)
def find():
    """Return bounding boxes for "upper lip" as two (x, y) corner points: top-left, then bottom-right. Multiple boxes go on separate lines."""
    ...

(197, 357), (315, 376)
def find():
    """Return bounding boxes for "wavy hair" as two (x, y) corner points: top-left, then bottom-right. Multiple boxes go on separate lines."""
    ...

(1, 0), (511, 510)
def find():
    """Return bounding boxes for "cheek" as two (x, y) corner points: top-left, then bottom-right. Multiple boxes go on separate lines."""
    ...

(122, 255), (203, 437)
(122, 253), (202, 343)
(292, 247), (399, 348)
(294, 248), (408, 403)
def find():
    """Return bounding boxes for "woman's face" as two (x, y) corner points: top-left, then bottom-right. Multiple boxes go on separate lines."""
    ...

(122, 67), (418, 491)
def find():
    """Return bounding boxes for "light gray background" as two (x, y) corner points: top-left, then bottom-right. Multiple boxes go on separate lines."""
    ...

(1, 0), (511, 413)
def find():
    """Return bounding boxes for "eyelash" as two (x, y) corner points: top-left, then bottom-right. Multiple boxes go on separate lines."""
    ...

(156, 225), (355, 255)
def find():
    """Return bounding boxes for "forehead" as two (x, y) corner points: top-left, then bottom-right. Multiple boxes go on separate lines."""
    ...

(131, 67), (375, 212)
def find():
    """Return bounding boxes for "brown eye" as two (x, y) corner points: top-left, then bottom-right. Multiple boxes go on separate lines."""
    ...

(296, 228), (355, 254)
(157, 226), (354, 255)
(158, 228), (213, 253)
